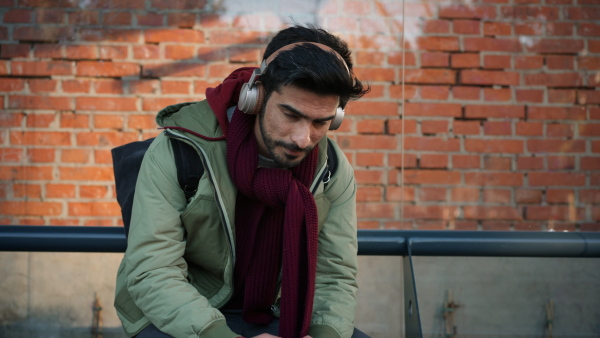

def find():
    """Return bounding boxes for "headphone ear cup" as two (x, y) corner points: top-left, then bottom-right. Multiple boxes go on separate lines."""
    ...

(251, 82), (265, 115)
(329, 107), (345, 130)
(237, 82), (264, 115)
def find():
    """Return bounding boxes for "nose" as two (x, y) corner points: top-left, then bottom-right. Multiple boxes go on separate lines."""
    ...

(291, 122), (311, 149)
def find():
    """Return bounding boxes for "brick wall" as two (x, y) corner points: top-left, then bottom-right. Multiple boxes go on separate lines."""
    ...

(0, 0), (598, 231)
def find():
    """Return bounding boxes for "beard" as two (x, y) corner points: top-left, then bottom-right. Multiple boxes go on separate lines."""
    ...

(258, 109), (315, 169)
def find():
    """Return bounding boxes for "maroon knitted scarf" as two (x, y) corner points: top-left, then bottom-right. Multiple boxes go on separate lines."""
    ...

(226, 108), (319, 338)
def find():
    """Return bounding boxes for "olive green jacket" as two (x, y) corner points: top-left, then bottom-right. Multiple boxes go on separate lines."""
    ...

(114, 101), (358, 338)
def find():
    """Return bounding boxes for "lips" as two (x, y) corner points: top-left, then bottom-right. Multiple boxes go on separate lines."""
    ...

(284, 147), (305, 157)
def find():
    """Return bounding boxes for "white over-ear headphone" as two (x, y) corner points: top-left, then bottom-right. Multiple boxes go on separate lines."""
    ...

(237, 42), (351, 130)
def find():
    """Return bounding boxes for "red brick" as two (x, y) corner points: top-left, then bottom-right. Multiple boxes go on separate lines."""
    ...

(28, 148), (55, 162)
(405, 206), (458, 220)
(59, 167), (114, 181)
(386, 186), (415, 202)
(1, 44), (30, 58)
(453, 20), (481, 34)
(515, 22), (544, 35)
(548, 156), (575, 170)
(423, 19), (451, 34)
(60, 112), (89, 128)
(356, 203), (395, 219)
(68, 202), (121, 217)
(388, 153), (417, 168)
(161, 81), (191, 94)
(165, 45), (196, 60)
(465, 172), (523, 186)
(421, 52), (449, 67)
(404, 69), (456, 84)
(421, 86), (449, 100)
(465, 139), (524, 153)
(547, 89), (576, 104)
(526, 206), (585, 221)
(103, 11), (132, 26)
(453, 120), (481, 135)
(525, 73), (582, 87)
(337, 135), (397, 150)
(526, 39), (584, 54)
(580, 190), (600, 204)
(61, 149), (91, 163)
(465, 105), (525, 119)
(80, 29), (141, 43)
(461, 70), (520, 86)
(464, 206), (521, 220)
(421, 120), (448, 134)
(547, 189), (575, 204)
(354, 170), (384, 185)
(356, 51), (385, 66)
(528, 107), (586, 120)
(516, 189), (543, 204)
(10, 131), (70, 146)
(439, 5), (497, 19)
(546, 22), (574, 36)
(3, 9), (32, 23)
(95, 149), (115, 164)
(404, 170), (461, 184)
(484, 22), (512, 36)
(484, 88), (512, 101)
(388, 52), (417, 66)
(483, 121), (512, 135)
(388, 119), (417, 134)
(26, 113), (56, 128)
(0, 78), (25, 92)
(546, 55), (575, 70)
(515, 55), (544, 69)
(452, 86), (480, 100)
(130, 80), (159, 94)
(357, 119), (385, 134)
(64, 45), (98, 60)
(529, 173), (585, 186)
(464, 38), (521, 52)
(0, 202), (62, 216)
(77, 61), (139, 77)
(484, 156), (512, 170)
(142, 62), (207, 77)
(420, 154), (448, 168)
(419, 187), (447, 201)
(517, 157), (544, 170)
(12, 61), (73, 76)
(503, 6), (560, 20)
(142, 97), (186, 111)
(416, 37), (459, 51)
(547, 124), (574, 137)
(357, 186), (383, 202)
(0, 148), (23, 162)
(579, 57), (600, 70)
(9, 96), (72, 110)
(404, 103), (461, 117)
(93, 116), (128, 135)
(405, 136), (460, 152)
(80, 185), (109, 199)
(484, 55), (511, 69)
(356, 152), (384, 167)
(13, 184), (42, 199)
(451, 187), (479, 202)
(516, 90), (544, 103)
(527, 139), (585, 153)
(36, 9), (65, 24)
(516, 121), (544, 136)
(27, 79), (57, 93)
(481, 221), (512, 231)
(483, 189), (511, 203)
(451, 53), (480, 68)
(581, 157), (600, 170)
(346, 101), (398, 117)
(128, 115), (158, 130)
(352, 67), (395, 82)
(69, 10), (99, 25)
(62, 79), (91, 93)
(14, 26), (74, 42)
(452, 155), (480, 169)
(99, 46), (129, 60)
(578, 91), (600, 105)
(137, 12), (164, 26)
(76, 132), (138, 147)
(566, 7), (600, 20)
(76, 97), (137, 111)
(93, 79), (124, 94)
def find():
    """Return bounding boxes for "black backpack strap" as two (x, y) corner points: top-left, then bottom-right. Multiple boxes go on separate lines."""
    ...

(312, 139), (338, 194)
(111, 138), (156, 236)
(169, 138), (204, 201)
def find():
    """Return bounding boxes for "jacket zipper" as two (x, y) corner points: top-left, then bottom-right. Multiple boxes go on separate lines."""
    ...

(165, 130), (237, 300)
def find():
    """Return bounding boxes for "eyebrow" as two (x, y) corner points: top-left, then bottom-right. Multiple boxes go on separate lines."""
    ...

(278, 103), (337, 123)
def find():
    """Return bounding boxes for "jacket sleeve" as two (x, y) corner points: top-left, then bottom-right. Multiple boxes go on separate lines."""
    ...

(309, 141), (359, 338)
(123, 134), (239, 338)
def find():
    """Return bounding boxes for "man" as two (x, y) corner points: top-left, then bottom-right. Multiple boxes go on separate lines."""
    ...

(114, 24), (369, 338)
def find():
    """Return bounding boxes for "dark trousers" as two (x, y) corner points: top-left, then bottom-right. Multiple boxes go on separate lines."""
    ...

(136, 309), (371, 337)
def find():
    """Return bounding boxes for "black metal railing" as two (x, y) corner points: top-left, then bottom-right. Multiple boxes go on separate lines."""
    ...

(2, 225), (599, 338)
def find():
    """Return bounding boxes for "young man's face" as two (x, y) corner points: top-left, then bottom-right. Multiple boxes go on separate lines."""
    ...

(254, 84), (340, 168)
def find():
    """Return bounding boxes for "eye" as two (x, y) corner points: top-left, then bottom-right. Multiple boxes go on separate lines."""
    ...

(314, 120), (328, 127)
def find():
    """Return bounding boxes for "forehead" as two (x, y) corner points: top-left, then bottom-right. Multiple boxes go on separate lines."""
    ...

(270, 84), (339, 117)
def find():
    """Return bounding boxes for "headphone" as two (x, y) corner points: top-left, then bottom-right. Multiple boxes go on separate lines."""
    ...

(237, 42), (351, 130)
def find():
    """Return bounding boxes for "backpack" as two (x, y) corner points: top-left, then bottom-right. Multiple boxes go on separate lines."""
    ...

(111, 135), (338, 237)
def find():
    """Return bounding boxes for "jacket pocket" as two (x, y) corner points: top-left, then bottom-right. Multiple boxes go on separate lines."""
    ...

(114, 266), (145, 324)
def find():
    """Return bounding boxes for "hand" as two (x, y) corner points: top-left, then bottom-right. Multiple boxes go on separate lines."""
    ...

(251, 334), (281, 338)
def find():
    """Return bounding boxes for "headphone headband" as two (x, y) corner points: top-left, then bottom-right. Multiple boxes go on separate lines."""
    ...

(237, 41), (349, 130)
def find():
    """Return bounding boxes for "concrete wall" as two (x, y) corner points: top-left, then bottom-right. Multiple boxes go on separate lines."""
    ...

(1, 253), (599, 338)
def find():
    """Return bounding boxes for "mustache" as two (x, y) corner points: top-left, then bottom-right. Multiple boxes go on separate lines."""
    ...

(273, 140), (312, 152)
